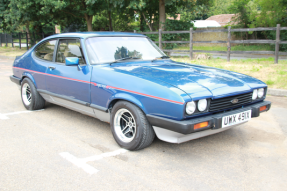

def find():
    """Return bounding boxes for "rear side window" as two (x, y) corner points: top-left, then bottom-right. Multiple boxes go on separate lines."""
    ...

(35, 40), (57, 61)
(56, 39), (85, 65)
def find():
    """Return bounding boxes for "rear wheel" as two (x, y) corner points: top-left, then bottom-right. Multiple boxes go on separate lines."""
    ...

(111, 101), (155, 151)
(21, 78), (45, 110)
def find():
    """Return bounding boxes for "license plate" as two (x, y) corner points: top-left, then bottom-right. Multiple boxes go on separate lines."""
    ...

(222, 110), (251, 128)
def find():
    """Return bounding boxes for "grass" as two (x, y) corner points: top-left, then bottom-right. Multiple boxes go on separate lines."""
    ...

(0, 46), (27, 57)
(173, 44), (274, 52)
(171, 56), (287, 90)
(12, 39), (28, 43)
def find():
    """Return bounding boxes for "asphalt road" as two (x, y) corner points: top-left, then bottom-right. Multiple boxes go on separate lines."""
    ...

(1, 58), (287, 191)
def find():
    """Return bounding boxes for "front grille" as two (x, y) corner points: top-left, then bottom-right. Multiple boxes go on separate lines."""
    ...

(209, 92), (252, 112)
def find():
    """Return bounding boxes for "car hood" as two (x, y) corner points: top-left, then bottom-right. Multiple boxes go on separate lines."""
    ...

(111, 60), (267, 99)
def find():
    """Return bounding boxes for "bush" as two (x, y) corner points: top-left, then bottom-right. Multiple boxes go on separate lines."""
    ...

(143, 19), (194, 49)
(163, 19), (194, 49)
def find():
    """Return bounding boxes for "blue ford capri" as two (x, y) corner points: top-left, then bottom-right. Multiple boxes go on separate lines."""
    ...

(10, 32), (271, 150)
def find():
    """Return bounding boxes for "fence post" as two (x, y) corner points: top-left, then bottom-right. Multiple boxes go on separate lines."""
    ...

(19, 33), (21, 49)
(189, 28), (193, 60)
(0, 34), (2, 47)
(11, 33), (14, 48)
(134, 30), (136, 33)
(26, 32), (28, 50)
(159, 29), (162, 50)
(5, 33), (7, 47)
(227, 26), (231, 62)
(275, 24), (280, 64)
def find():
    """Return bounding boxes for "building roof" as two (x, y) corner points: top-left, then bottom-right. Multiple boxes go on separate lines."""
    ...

(206, 14), (236, 26)
(192, 20), (221, 28)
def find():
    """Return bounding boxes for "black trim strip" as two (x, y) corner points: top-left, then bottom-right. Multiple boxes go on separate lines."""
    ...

(90, 104), (108, 112)
(147, 101), (271, 134)
(37, 89), (108, 112)
(10, 75), (21, 85)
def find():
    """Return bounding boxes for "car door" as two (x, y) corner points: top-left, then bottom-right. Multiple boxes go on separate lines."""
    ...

(45, 38), (92, 104)
(32, 39), (57, 90)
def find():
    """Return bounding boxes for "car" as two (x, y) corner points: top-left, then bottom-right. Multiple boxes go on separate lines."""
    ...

(10, 32), (271, 150)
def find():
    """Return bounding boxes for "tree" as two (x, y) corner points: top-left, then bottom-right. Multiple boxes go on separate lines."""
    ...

(50, 0), (106, 31)
(0, 0), (9, 32)
(228, 0), (258, 28)
(159, 0), (165, 30)
(254, 0), (287, 27)
(1, 0), (59, 42)
(127, 0), (159, 31)
(127, 0), (197, 31)
(209, 0), (235, 16)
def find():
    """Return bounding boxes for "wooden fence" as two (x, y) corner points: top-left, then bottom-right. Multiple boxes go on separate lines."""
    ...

(0, 32), (52, 50)
(135, 24), (287, 64)
(1, 25), (286, 63)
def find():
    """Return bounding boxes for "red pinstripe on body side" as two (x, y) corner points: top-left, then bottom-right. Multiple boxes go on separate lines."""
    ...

(106, 85), (184, 105)
(14, 66), (183, 105)
(13, 66), (91, 84)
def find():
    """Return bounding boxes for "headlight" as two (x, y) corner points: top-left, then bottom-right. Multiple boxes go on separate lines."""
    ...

(198, 99), (207, 112)
(252, 89), (258, 100)
(257, 88), (264, 98)
(186, 101), (196, 115)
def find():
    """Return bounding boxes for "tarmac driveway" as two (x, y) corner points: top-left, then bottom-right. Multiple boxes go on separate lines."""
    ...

(0, 57), (287, 191)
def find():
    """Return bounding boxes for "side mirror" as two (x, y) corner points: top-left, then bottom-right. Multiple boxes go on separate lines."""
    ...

(65, 57), (79, 66)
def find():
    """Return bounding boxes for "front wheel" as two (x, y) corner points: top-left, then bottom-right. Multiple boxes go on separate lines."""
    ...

(110, 101), (155, 151)
(21, 78), (45, 110)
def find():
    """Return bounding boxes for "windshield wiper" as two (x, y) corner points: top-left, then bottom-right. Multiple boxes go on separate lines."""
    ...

(110, 57), (141, 65)
(151, 56), (170, 62)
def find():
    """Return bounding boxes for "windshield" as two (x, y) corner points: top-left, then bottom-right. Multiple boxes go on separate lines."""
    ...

(85, 37), (166, 64)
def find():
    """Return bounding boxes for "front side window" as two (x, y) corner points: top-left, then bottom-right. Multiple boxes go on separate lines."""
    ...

(56, 39), (85, 65)
(85, 37), (166, 64)
(35, 40), (57, 61)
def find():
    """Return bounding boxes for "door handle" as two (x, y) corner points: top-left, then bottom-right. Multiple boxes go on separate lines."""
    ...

(48, 66), (56, 70)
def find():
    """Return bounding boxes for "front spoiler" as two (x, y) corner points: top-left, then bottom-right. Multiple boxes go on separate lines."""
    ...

(148, 101), (271, 143)
(152, 123), (245, 143)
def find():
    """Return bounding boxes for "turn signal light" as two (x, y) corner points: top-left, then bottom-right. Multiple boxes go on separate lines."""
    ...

(194, 121), (209, 130)
(260, 105), (267, 112)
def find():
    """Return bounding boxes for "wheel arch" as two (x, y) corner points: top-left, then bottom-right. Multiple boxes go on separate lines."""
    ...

(21, 72), (37, 88)
(108, 93), (147, 114)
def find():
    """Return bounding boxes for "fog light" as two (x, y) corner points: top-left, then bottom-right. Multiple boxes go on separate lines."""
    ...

(194, 121), (209, 130)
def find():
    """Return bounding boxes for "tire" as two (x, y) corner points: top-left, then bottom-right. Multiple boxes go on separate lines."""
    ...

(21, 78), (45, 110)
(110, 101), (155, 151)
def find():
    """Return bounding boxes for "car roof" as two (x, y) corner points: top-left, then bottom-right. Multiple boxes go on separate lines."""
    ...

(44, 32), (146, 40)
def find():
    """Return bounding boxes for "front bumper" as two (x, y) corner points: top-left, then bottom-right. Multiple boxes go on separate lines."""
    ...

(147, 101), (271, 143)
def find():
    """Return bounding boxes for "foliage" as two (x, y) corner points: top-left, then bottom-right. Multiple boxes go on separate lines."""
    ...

(144, 19), (194, 49)
(0, 0), (58, 33)
(0, 0), (9, 32)
(228, 0), (258, 28)
(209, 0), (235, 16)
(254, 0), (287, 51)
(254, 0), (287, 27)
(163, 19), (194, 49)
(193, 0), (213, 19)
(127, 0), (197, 31)
(228, 0), (287, 51)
